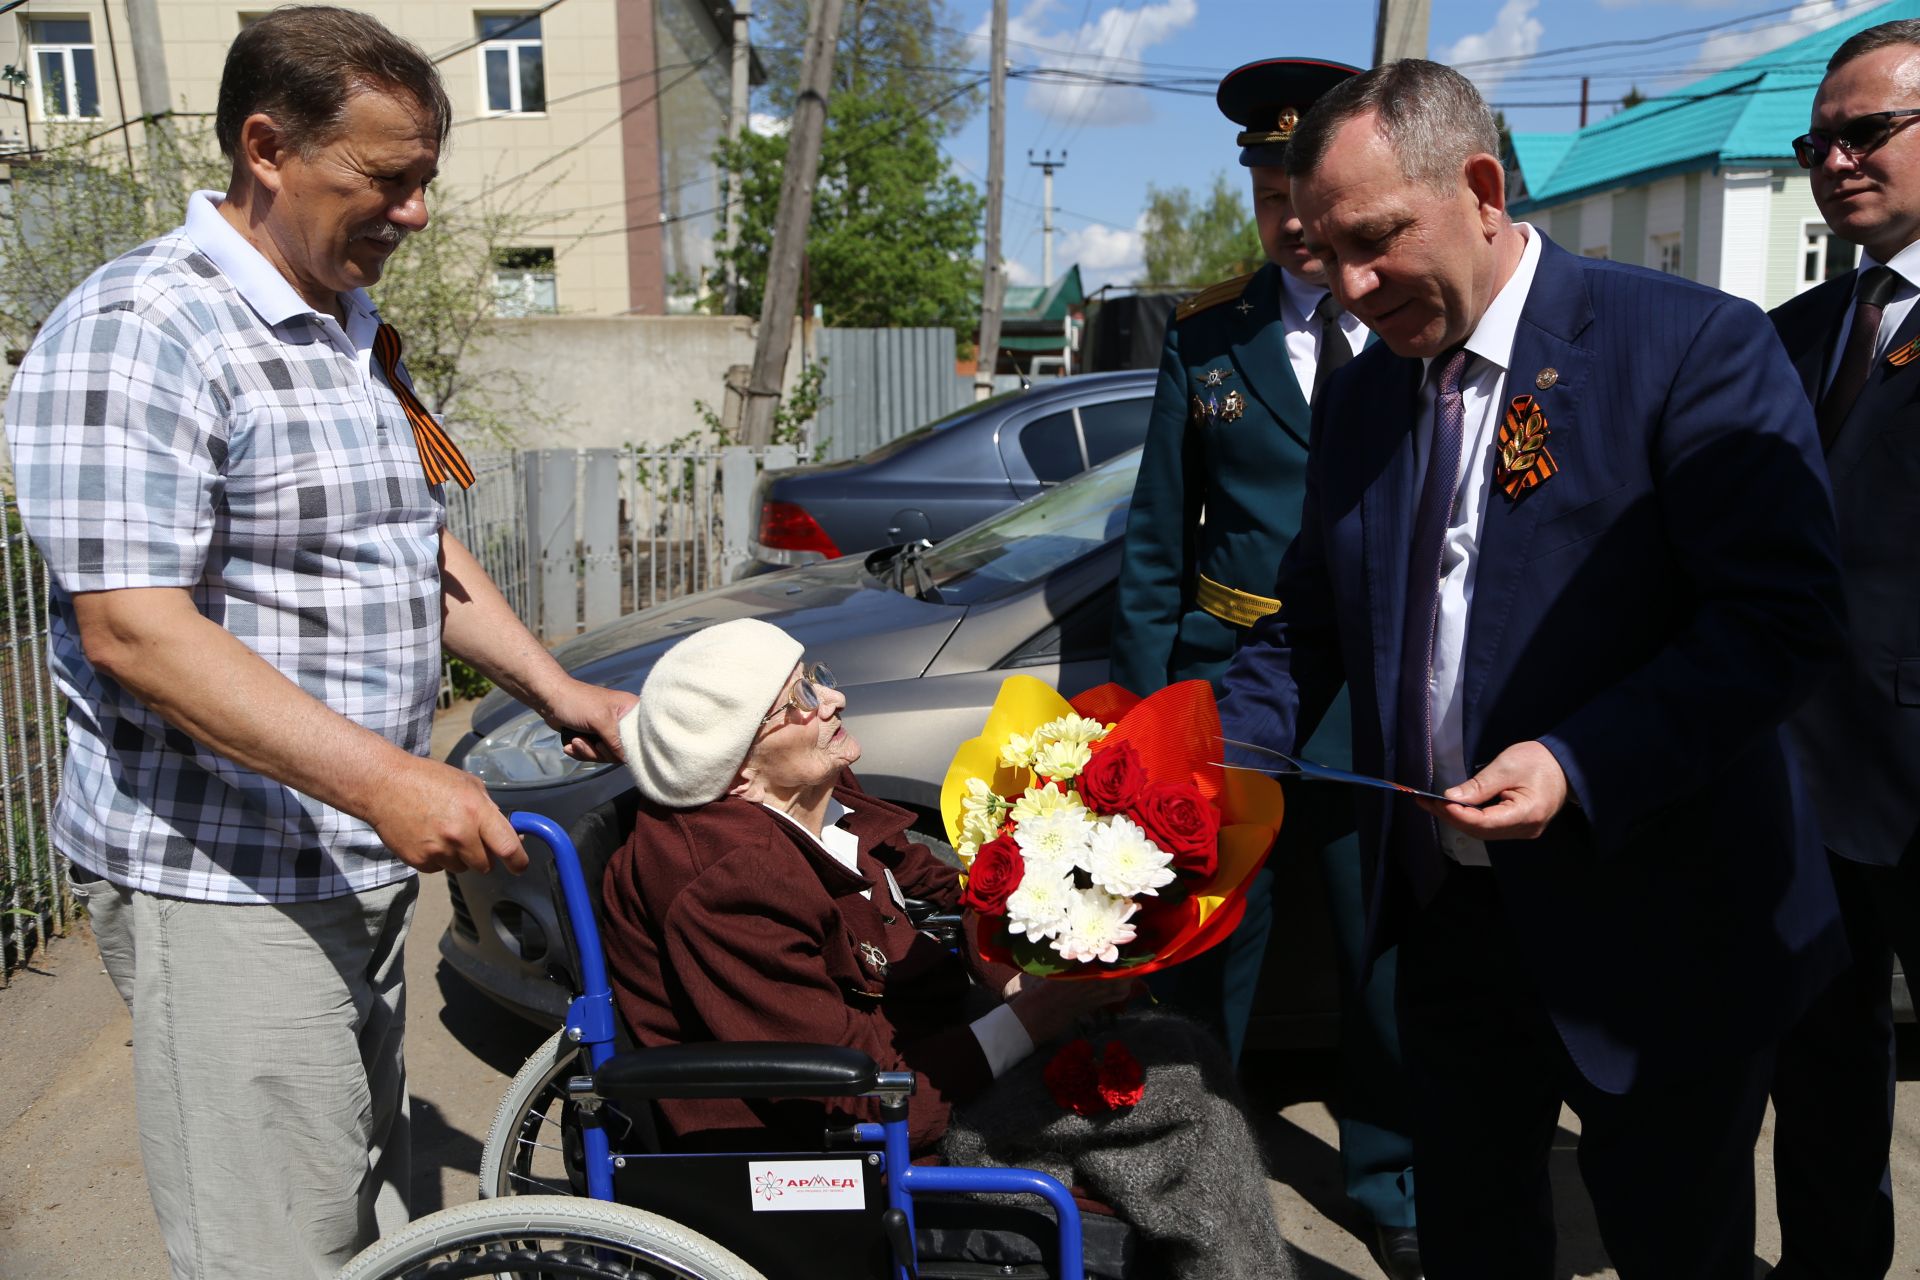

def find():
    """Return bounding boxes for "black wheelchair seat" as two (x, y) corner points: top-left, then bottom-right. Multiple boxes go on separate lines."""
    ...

(913, 1194), (1137, 1280)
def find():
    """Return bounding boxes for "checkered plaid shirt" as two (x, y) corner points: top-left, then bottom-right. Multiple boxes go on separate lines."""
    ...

(4, 192), (445, 903)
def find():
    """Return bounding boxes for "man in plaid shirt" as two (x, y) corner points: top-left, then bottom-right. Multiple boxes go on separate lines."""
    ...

(2, 10), (633, 1277)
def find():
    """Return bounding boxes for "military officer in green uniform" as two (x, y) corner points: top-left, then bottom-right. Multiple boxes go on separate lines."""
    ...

(1112, 58), (1421, 1279)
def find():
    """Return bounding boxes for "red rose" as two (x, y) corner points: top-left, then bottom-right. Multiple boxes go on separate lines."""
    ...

(960, 834), (1024, 916)
(1077, 739), (1147, 814)
(1096, 1041), (1145, 1111)
(1043, 1038), (1104, 1116)
(1129, 781), (1221, 877)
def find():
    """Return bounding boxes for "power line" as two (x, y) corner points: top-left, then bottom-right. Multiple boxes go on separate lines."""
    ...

(1452, 2), (1846, 70)
(429, 0), (571, 65)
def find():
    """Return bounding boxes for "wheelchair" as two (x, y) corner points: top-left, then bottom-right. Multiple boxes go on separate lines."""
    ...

(340, 811), (1141, 1280)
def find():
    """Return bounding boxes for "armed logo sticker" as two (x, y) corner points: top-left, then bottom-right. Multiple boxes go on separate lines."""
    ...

(747, 1159), (867, 1212)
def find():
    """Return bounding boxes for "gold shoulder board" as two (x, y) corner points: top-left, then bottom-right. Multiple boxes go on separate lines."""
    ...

(1174, 271), (1258, 323)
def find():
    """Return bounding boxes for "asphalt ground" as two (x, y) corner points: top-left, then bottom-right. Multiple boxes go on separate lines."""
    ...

(3, 703), (1918, 1278)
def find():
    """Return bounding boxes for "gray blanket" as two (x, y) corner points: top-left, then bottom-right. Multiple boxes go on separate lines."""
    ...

(940, 1010), (1300, 1280)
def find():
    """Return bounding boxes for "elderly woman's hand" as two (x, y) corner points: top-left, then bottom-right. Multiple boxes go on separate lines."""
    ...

(1007, 975), (1139, 1045)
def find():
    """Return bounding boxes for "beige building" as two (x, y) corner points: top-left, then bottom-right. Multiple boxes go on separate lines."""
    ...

(0, 0), (747, 316)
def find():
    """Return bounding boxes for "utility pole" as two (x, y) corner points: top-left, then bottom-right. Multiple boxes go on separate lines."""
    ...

(973, 0), (1007, 401)
(122, 0), (173, 158)
(1027, 149), (1066, 285)
(740, 0), (844, 447)
(723, 2), (752, 313)
(1371, 0), (1430, 65)
(1579, 76), (1590, 128)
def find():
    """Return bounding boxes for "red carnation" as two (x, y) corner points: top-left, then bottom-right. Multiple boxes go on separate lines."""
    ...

(1043, 1038), (1104, 1116)
(959, 834), (1024, 917)
(1077, 739), (1147, 814)
(1130, 781), (1221, 878)
(1096, 1041), (1145, 1111)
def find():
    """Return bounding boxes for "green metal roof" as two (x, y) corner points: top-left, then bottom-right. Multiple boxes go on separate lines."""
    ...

(1001, 265), (1085, 321)
(1510, 0), (1920, 213)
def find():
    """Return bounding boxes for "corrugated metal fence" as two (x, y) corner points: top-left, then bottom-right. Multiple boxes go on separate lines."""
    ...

(814, 328), (974, 461)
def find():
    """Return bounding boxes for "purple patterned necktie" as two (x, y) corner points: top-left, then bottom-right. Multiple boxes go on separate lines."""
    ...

(1817, 265), (1899, 451)
(1393, 347), (1469, 905)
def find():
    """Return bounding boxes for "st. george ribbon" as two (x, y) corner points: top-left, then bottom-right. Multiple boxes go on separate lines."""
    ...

(1213, 736), (1453, 803)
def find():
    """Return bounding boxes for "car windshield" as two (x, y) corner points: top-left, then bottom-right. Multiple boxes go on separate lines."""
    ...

(855, 387), (1031, 463)
(907, 448), (1140, 605)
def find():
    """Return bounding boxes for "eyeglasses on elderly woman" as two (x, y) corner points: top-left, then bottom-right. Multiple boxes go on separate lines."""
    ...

(1792, 107), (1920, 168)
(759, 662), (837, 726)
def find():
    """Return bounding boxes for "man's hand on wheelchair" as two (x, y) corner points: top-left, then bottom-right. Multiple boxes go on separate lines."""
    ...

(369, 756), (529, 876)
(1006, 974), (1141, 1045)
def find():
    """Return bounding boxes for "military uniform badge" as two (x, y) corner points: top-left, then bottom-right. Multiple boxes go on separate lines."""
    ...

(1190, 368), (1246, 426)
(1496, 394), (1558, 499)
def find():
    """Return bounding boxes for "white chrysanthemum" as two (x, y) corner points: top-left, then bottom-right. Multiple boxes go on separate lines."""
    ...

(960, 777), (1009, 845)
(1051, 888), (1140, 964)
(1013, 807), (1096, 873)
(1000, 731), (1037, 769)
(1086, 814), (1176, 899)
(1033, 738), (1093, 781)
(1005, 869), (1078, 941)
(1039, 714), (1110, 747)
(956, 839), (979, 868)
(1010, 781), (1086, 825)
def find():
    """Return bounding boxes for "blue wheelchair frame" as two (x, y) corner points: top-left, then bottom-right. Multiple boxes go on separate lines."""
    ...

(510, 810), (1087, 1280)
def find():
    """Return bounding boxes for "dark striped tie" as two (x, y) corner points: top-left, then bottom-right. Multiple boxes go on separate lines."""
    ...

(1816, 265), (1900, 452)
(1393, 346), (1469, 905)
(372, 322), (475, 489)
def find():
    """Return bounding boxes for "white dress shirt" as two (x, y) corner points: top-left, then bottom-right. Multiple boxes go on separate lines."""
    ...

(1411, 223), (1545, 867)
(763, 795), (1034, 1075)
(1279, 266), (1368, 401)
(1821, 238), (1920, 395)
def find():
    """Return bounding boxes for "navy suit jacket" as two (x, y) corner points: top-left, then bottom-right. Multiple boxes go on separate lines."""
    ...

(1771, 271), (1920, 867)
(1220, 235), (1850, 1092)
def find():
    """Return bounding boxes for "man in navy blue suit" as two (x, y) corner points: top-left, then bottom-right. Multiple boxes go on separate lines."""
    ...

(1219, 60), (1850, 1277)
(1768, 20), (1920, 1279)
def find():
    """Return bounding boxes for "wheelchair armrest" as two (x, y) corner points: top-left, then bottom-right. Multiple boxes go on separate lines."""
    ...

(592, 1042), (881, 1100)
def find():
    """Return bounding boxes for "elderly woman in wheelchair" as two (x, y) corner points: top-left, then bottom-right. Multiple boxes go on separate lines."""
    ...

(340, 618), (1295, 1280)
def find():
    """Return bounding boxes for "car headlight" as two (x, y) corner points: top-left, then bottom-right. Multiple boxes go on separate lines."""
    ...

(462, 710), (612, 790)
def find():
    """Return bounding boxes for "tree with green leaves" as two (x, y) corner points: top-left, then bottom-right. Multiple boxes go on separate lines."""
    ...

(1137, 174), (1263, 287)
(707, 83), (983, 336)
(753, 0), (979, 131)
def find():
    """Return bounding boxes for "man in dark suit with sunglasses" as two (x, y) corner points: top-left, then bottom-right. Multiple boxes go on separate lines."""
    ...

(1768, 20), (1920, 1279)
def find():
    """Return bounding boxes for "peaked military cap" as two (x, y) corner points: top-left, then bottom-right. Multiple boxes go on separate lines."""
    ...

(1217, 57), (1362, 167)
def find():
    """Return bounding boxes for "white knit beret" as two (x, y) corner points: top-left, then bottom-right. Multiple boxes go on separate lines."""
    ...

(618, 618), (805, 808)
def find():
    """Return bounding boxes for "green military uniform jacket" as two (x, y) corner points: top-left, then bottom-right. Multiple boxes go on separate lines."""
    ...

(1111, 261), (1352, 771)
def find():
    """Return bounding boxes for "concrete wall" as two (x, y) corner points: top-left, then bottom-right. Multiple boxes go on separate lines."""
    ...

(464, 314), (807, 449)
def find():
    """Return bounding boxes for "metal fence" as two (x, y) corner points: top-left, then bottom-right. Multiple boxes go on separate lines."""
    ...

(814, 328), (973, 462)
(0, 498), (66, 983)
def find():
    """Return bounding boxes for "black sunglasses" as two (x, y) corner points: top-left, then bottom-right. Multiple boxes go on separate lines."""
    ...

(1793, 108), (1920, 168)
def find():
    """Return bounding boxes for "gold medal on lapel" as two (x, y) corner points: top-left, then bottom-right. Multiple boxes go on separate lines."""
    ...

(859, 941), (890, 977)
(1496, 394), (1558, 499)
(1189, 369), (1247, 427)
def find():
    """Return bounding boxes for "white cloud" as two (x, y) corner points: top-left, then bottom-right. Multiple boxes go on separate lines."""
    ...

(971, 0), (1200, 129)
(749, 111), (787, 138)
(1054, 217), (1145, 291)
(1692, 1), (1878, 70)
(1004, 257), (1039, 287)
(1440, 0), (1545, 99)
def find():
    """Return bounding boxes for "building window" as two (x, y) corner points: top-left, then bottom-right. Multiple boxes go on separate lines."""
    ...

(1651, 233), (1683, 276)
(493, 247), (558, 315)
(27, 18), (100, 120)
(1801, 222), (1857, 289)
(477, 13), (545, 115)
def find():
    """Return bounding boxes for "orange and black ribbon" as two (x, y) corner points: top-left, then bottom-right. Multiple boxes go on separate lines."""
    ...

(1495, 393), (1557, 500)
(372, 323), (475, 489)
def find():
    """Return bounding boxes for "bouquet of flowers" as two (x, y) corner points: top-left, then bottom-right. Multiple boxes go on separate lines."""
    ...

(940, 676), (1285, 979)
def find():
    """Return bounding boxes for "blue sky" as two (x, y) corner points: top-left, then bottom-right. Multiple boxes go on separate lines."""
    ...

(906, 0), (1890, 292)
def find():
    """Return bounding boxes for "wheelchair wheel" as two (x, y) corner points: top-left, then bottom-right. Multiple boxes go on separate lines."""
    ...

(339, 1195), (769, 1280)
(480, 1029), (643, 1199)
